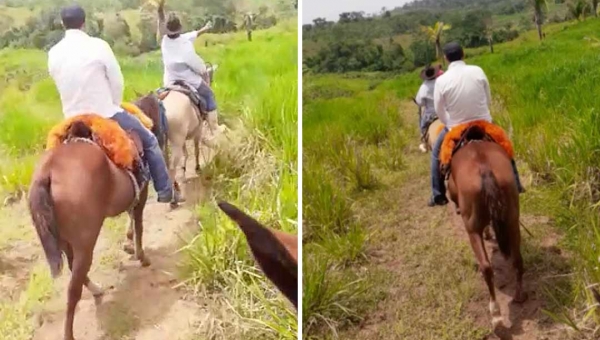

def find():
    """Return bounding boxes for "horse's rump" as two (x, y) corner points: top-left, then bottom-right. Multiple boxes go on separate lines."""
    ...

(121, 102), (154, 130)
(440, 120), (513, 168)
(46, 114), (138, 171)
(157, 82), (208, 118)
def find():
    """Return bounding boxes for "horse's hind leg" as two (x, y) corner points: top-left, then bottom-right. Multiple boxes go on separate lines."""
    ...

(64, 247), (93, 340)
(133, 186), (150, 267)
(467, 230), (503, 328)
(194, 134), (201, 173)
(182, 143), (188, 175)
(511, 219), (527, 303)
(123, 216), (134, 255)
(65, 244), (104, 299)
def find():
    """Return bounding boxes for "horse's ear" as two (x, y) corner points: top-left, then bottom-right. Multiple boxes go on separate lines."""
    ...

(217, 201), (298, 308)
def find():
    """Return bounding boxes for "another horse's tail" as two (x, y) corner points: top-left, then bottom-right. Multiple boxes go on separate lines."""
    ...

(480, 165), (511, 257)
(28, 173), (63, 278)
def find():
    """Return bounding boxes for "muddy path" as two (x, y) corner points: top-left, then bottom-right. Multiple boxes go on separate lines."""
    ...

(340, 102), (577, 340)
(0, 137), (219, 340)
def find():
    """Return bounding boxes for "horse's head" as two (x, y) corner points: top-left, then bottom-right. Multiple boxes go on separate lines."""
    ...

(134, 91), (164, 144)
(217, 201), (298, 309)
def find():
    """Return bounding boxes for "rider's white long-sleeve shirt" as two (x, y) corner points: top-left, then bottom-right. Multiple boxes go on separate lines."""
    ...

(160, 31), (206, 88)
(434, 60), (493, 130)
(48, 29), (124, 119)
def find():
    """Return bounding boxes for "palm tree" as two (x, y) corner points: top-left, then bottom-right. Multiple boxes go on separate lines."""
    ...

(531, 0), (549, 41)
(421, 21), (452, 66)
(483, 16), (494, 54)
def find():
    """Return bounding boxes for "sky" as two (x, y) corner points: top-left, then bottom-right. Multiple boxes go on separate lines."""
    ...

(302, 0), (412, 24)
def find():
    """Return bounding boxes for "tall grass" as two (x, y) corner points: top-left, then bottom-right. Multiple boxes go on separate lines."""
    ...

(0, 21), (297, 339)
(302, 73), (404, 338)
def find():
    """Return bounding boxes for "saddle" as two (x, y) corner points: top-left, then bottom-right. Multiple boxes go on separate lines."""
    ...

(439, 120), (514, 177)
(421, 116), (440, 144)
(46, 115), (150, 204)
(156, 63), (216, 122)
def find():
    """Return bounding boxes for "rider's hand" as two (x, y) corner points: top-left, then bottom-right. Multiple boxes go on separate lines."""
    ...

(203, 21), (213, 30)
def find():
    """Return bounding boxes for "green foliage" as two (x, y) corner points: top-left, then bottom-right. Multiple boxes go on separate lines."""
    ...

(304, 40), (410, 73)
(409, 39), (436, 67)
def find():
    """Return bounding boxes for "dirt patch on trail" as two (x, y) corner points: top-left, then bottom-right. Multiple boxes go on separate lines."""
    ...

(0, 137), (221, 340)
(338, 101), (577, 340)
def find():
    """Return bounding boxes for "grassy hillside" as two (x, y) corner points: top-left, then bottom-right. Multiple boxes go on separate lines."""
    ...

(0, 20), (297, 340)
(303, 18), (600, 339)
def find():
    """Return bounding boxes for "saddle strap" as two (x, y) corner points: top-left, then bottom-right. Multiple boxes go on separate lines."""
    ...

(126, 171), (142, 212)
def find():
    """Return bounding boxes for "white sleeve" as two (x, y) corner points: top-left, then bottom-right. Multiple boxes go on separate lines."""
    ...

(185, 48), (206, 75)
(99, 40), (124, 106)
(183, 31), (199, 42)
(415, 84), (427, 106)
(482, 71), (492, 108)
(434, 82), (448, 125)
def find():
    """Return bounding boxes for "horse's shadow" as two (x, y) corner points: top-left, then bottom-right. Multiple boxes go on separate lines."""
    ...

(486, 226), (572, 340)
(93, 244), (184, 339)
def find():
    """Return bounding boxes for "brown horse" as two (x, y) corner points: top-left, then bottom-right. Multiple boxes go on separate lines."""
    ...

(28, 94), (162, 340)
(446, 141), (525, 328)
(218, 201), (298, 309)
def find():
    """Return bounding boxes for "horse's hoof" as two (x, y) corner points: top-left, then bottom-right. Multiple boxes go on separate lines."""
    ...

(170, 201), (180, 209)
(512, 291), (528, 304)
(123, 243), (134, 255)
(140, 257), (151, 267)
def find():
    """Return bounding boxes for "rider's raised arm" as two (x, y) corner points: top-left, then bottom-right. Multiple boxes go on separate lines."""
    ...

(157, 0), (167, 38)
(99, 40), (124, 106)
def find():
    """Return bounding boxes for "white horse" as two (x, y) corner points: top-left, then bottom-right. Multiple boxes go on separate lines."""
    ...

(161, 65), (220, 201)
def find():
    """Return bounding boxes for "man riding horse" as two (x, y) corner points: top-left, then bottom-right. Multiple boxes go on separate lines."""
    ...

(415, 64), (443, 153)
(48, 5), (182, 205)
(157, 0), (225, 146)
(429, 42), (525, 207)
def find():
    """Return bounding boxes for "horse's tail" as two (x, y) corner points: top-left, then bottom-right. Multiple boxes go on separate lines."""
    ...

(28, 172), (63, 278)
(480, 164), (511, 257)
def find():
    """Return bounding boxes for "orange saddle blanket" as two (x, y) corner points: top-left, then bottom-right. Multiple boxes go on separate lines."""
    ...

(439, 120), (514, 166)
(46, 114), (137, 170)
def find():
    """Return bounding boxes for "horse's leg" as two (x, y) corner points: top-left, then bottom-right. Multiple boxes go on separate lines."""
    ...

(64, 246), (93, 340)
(194, 134), (201, 173)
(169, 138), (187, 200)
(182, 143), (188, 175)
(123, 215), (134, 255)
(511, 218), (527, 303)
(467, 230), (503, 327)
(133, 186), (151, 267)
(65, 244), (104, 298)
(483, 226), (493, 241)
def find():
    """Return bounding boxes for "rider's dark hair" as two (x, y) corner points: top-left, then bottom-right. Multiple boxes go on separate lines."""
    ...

(61, 4), (86, 29)
(443, 42), (464, 63)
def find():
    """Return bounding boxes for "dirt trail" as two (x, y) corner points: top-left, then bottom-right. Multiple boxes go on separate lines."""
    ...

(341, 102), (575, 340)
(0, 137), (220, 340)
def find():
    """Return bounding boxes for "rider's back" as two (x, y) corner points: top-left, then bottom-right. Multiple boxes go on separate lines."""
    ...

(435, 61), (492, 130)
(48, 30), (121, 119)
(161, 32), (204, 88)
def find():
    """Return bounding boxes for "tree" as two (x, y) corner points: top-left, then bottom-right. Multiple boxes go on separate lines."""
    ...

(530, 0), (549, 40)
(420, 21), (452, 66)
(568, 0), (591, 20)
(593, 0), (599, 16)
(483, 14), (494, 53)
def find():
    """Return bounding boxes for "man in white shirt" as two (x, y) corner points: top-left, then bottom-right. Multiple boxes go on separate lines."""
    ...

(415, 64), (443, 152)
(157, 0), (224, 142)
(48, 5), (182, 204)
(428, 42), (524, 207)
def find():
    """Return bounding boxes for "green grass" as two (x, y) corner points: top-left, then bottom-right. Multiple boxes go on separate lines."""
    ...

(0, 20), (297, 340)
(303, 17), (600, 338)
(302, 73), (406, 338)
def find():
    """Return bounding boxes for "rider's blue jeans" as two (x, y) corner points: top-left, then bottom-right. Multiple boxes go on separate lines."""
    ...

(431, 127), (449, 199)
(111, 111), (173, 200)
(430, 127), (524, 199)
